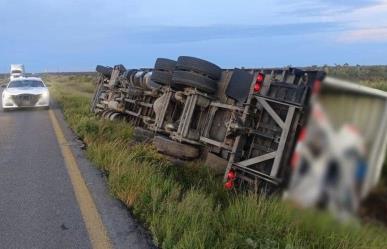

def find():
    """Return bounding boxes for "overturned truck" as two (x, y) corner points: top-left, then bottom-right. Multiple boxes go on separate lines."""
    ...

(91, 57), (387, 207)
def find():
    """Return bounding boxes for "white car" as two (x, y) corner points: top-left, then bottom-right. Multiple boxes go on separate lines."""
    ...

(2, 77), (50, 111)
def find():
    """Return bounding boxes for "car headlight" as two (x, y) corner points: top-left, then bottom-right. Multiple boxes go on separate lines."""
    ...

(2, 91), (11, 99)
(2, 91), (14, 105)
(42, 91), (49, 98)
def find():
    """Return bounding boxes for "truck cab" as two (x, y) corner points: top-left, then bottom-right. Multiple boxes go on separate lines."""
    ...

(10, 64), (25, 80)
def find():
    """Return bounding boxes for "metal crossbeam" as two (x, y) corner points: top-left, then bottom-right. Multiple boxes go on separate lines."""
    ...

(237, 151), (277, 167)
(270, 106), (296, 177)
(257, 98), (285, 128)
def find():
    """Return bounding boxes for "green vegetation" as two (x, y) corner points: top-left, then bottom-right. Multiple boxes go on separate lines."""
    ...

(45, 73), (387, 249)
(322, 65), (387, 91)
(324, 65), (387, 82)
(0, 75), (8, 85)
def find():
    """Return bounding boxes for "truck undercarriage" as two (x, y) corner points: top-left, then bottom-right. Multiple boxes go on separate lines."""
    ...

(91, 57), (327, 194)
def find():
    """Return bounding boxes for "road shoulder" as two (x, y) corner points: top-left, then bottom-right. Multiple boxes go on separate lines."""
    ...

(51, 106), (156, 249)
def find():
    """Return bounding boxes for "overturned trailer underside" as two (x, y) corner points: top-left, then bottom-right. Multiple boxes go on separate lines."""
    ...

(90, 57), (387, 205)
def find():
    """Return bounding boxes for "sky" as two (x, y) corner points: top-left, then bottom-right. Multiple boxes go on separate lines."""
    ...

(0, 0), (387, 72)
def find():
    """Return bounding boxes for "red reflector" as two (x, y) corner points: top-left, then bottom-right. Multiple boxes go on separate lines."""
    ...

(254, 82), (261, 92)
(224, 180), (234, 189)
(257, 73), (264, 83)
(312, 80), (321, 95)
(227, 170), (236, 180)
(254, 73), (264, 93)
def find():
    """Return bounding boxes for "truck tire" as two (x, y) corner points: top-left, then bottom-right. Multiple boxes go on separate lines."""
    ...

(105, 111), (115, 120)
(143, 72), (162, 90)
(153, 136), (200, 160)
(151, 70), (173, 86)
(96, 65), (113, 78)
(172, 70), (217, 94)
(113, 64), (126, 74)
(110, 112), (120, 120)
(154, 58), (177, 72)
(176, 56), (221, 80)
(100, 110), (110, 119)
(122, 69), (137, 82)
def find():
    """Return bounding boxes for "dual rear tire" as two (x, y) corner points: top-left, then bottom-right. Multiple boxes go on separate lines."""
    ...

(172, 56), (221, 94)
(151, 58), (177, 86)
(152, 56), (221, 94)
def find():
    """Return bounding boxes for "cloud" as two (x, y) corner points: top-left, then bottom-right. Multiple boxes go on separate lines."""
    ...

(341, 0), (387, 25)
(121, 22), (341, 44)
(0, 0), (337, 28)
(322, 0), (377, 8)
(277, 0), (387, 42)
(338, 27), (387, 42)
(331, 0), (387, 42)
(0, 0), (386, 72)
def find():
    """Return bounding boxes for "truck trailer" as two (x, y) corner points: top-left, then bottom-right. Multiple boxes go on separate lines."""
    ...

(90, 57), (387, 214)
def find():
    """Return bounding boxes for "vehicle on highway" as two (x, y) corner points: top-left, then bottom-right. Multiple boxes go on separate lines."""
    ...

(2, 77), (50, 111)
(10, 64), (25, 80)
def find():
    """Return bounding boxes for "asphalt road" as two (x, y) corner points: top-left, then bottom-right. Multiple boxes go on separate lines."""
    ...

(0, 101), (154, 249)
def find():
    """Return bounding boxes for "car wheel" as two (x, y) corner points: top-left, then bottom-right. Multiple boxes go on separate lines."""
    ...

(176, 56), (222, 80)
(153, 136), (200, 160)
(172, 70), (217, 94)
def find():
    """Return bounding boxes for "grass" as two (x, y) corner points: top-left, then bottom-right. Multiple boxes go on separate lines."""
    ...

(45, 74), (387, 249)
(0, 75), (8, 85)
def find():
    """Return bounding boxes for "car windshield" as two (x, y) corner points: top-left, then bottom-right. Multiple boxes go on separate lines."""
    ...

(8, 80), (45, 88)
(11, 70), (22, 74)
